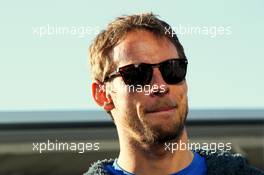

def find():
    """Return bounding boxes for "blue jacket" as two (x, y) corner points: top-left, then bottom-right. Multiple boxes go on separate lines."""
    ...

(83, 149), (264, 175)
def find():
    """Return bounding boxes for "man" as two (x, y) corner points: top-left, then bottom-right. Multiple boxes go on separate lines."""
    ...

(84, 13), (263, 175)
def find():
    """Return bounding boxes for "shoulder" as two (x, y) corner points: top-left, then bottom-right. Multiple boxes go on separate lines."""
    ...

(83, 158), (115, 175)
(195, 149), (264, 175)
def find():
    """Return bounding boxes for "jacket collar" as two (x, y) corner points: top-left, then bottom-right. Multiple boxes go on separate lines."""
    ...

(84, 149), (247, 175)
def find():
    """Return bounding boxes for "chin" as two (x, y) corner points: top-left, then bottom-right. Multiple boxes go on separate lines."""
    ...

(141, 119), (185, 145)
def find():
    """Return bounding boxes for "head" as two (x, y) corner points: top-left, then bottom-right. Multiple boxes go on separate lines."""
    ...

(90, 13), (188, 146)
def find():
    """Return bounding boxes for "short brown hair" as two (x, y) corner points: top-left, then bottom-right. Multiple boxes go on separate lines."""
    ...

(89, 12), (186, 82)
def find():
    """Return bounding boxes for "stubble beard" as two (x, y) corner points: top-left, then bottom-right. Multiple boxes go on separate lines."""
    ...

(128, 104), (188, 147)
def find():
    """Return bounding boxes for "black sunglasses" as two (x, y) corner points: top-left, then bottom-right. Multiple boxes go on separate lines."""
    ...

(104, 58), (188, 86)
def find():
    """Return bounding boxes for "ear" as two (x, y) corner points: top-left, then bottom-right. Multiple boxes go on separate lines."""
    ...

(91, 80), (114, 111)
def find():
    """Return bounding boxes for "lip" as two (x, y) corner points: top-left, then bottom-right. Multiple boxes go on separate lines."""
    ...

(145, 106), (177, 113)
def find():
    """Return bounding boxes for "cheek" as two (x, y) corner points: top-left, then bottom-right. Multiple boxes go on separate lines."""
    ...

(112, 92), (131, 111)
(110, 80), (139, 116)
(172, 83), (188, 102)
(111, 78), (147, 107)
(110, 79), (129, 104)
(112, 93), (148, 125)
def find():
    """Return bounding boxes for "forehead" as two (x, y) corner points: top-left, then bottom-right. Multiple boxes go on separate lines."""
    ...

(112, 30), (179, 67)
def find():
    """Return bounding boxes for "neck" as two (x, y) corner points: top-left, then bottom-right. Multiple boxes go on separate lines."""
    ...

(117, 127), (194, 175)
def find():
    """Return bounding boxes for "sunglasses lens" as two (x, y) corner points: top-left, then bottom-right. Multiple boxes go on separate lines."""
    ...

(120, 64), (152, 86)
(160, 59), (187, 84)
(118, 59), (187, 86)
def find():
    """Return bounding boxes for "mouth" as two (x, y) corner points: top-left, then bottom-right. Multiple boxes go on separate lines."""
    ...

(145, 105), (177, 114)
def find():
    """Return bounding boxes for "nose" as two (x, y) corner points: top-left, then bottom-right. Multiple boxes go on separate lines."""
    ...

(149, 68), (169, 97)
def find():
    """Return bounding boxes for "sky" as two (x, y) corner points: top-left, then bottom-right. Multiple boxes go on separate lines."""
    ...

(0, 0), (263, 111)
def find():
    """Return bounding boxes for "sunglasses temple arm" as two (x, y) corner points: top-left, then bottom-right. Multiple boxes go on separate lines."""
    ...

(104, 71), (121, 82)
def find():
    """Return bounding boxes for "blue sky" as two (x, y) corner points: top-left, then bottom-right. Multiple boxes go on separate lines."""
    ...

(0, 0), (263, 111)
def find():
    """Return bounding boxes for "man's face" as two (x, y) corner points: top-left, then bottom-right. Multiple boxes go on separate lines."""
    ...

(108, 30), (188, 145)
